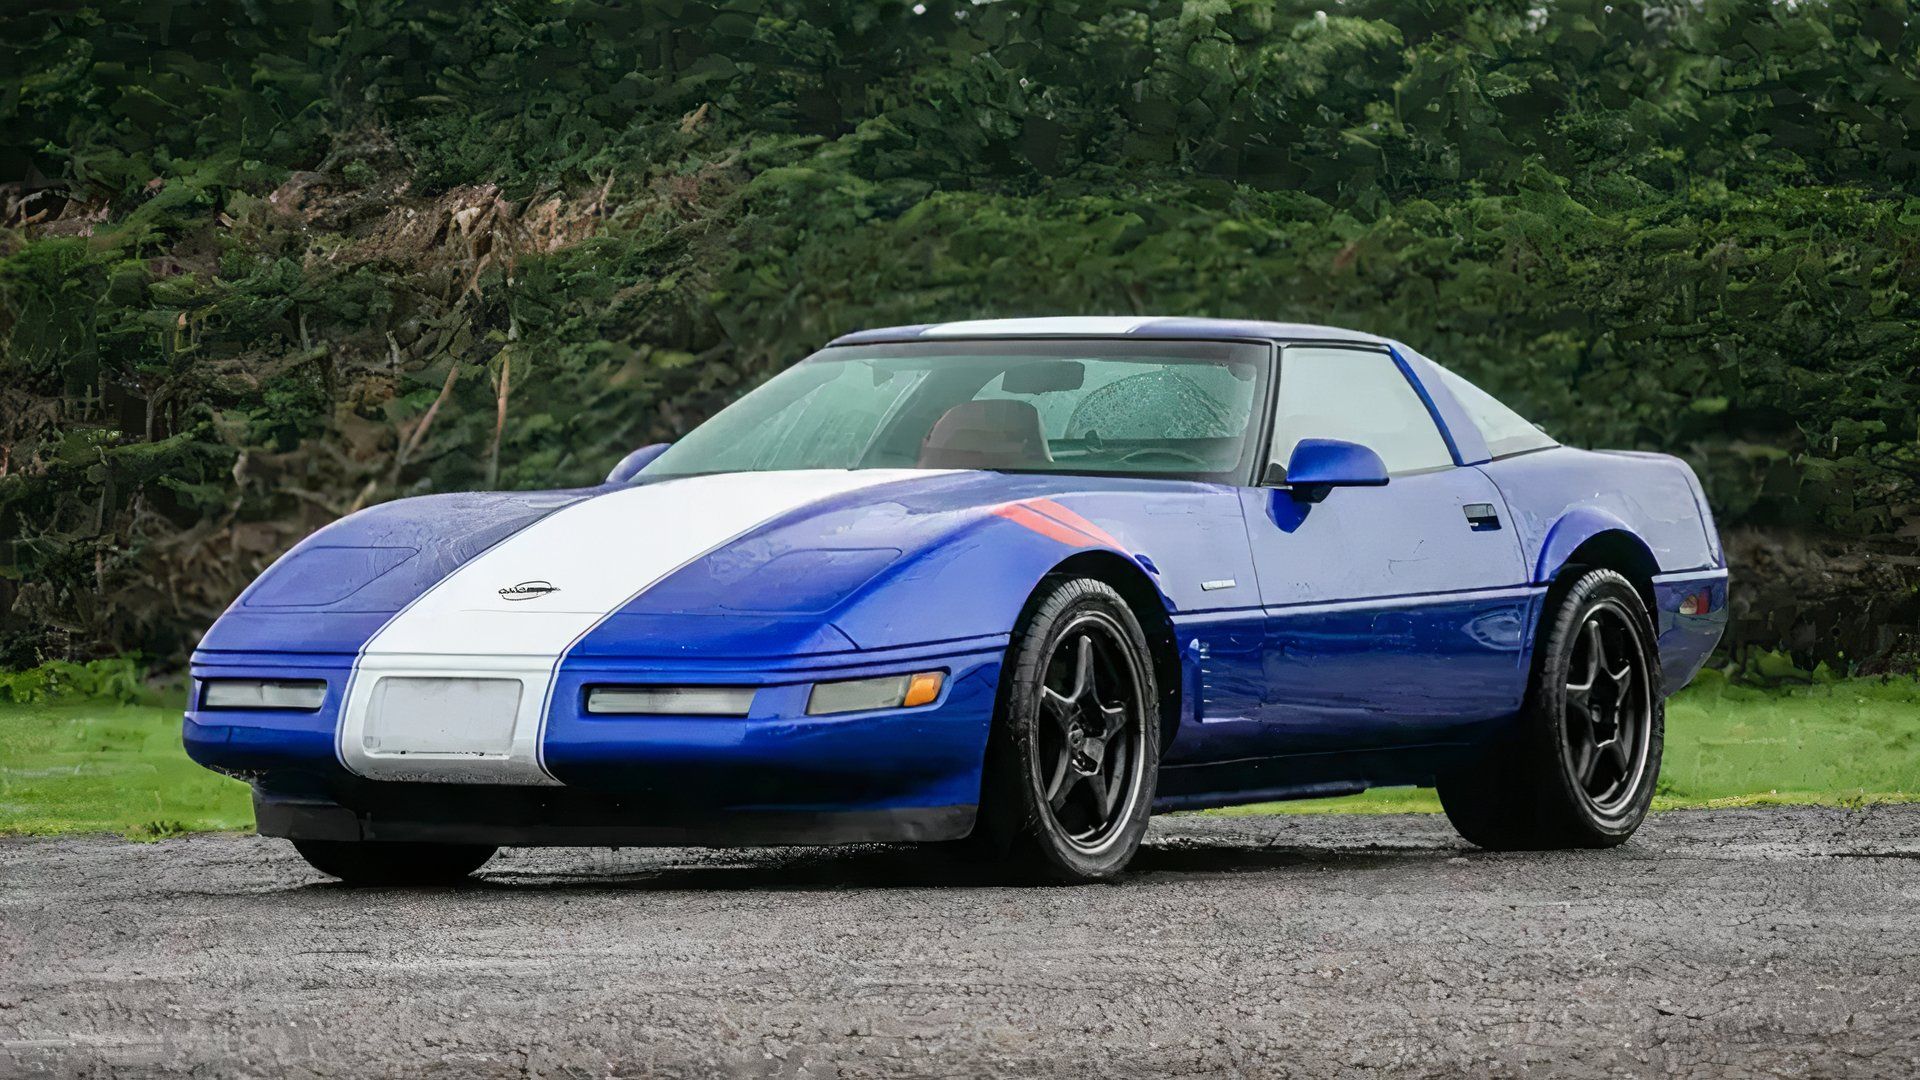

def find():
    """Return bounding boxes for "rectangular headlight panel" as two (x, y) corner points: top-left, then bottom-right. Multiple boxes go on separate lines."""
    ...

(201, 679), (327, 711)
(586, 686), (754, 716)
(807, 671), (943, 716)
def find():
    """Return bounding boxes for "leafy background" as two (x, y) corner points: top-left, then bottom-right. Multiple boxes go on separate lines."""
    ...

(2, 0), (1917, 674)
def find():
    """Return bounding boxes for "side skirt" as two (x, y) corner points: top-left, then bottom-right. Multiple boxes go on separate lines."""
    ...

(1151, 743), (1479, 813)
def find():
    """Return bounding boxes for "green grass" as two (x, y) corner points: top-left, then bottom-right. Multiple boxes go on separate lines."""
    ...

(0, 701), (251, 838)
(1, 673), (1917, 837)
(1217, 670), (1920, 816)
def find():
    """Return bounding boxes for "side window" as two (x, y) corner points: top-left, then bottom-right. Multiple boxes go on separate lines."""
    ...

(1270, 347), (1454, 475)
(1431, 364), (1558, 458)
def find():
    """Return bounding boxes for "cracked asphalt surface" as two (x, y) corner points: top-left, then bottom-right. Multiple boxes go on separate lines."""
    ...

(4, 806), (1919, 1078)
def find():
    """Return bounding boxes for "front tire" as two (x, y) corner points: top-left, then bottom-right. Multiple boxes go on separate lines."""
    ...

(1439, 568), (1664, 850)
(292, 840), (497, 885)
(975, 577), (1161, 882)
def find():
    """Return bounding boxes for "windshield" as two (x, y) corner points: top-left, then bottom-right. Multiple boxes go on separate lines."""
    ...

(638, 339), (1272, 483)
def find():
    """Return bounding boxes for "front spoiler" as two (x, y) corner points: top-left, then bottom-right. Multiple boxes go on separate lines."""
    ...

(255, 785), (976, 847)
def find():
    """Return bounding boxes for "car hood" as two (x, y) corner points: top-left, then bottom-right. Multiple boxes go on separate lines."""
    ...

(197, 469), (1141, 660)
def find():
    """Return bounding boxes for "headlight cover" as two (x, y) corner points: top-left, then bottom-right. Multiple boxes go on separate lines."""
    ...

(201, 679), (327, 710)
(585, 686), (755, 716)
(807, 671), (944, 716)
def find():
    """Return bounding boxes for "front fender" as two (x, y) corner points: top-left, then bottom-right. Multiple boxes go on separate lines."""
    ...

(830, 505), (1163, 650)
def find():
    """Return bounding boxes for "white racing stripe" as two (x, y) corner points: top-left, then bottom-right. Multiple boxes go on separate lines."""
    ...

(921, 316), (1156, 337)
(337, 469), (936, 785)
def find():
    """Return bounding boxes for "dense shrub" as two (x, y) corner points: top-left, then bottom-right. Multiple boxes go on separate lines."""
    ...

(0, 657), (149, 705)
(2, 0), (1917, 669)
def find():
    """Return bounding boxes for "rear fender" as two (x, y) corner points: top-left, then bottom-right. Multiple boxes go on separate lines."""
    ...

(1479, 446), (1719, 579)
(1533, 507), (1647, 585)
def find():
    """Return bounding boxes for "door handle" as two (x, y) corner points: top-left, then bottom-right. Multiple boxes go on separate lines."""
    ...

(1463, 502), (1501, 530)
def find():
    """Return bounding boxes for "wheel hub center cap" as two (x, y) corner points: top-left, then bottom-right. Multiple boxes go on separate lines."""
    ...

(1068, 724), (1106, 775)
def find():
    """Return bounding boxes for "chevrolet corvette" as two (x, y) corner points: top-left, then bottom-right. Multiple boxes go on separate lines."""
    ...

(185, 317), (1728, 883)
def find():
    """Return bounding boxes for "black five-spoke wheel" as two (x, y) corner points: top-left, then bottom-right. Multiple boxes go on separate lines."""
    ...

(977, 576), (1160, 881)
(1562, 601), (1653, 818)
(1438, 567), (1664, 850)
(1036, 615), (1147, 853)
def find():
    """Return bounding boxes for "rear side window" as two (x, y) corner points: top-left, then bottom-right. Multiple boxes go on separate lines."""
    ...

(1432, 365), (1558, 458)
(1270, 347), (1454, 475)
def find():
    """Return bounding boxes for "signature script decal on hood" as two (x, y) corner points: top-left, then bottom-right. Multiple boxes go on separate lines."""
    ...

(498, 580), (561, 601)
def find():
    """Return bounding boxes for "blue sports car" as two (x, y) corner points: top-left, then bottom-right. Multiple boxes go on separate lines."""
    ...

(186, 317), (1728, 883)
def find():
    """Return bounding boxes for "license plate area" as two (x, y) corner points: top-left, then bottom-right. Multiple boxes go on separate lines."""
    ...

(363, 677), (523, 757)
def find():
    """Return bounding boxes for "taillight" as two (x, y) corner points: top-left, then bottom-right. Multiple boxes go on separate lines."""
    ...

(1678, 590), (1712, 616)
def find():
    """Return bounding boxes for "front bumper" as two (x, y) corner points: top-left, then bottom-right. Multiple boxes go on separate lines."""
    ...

(254, 784), (976, 846)
(186, 639), (1005, 845)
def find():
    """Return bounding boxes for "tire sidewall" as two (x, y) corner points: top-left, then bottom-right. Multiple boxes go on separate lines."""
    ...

(292, 840), (496, 885)
(991, 577), (1161, 881)
(1532, 570), (1665, 844)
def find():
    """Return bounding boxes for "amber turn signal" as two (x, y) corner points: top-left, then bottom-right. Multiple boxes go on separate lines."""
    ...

(902, 671), (944, 708)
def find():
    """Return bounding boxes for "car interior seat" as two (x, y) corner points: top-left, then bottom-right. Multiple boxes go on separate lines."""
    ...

(918, 399), (1055, 470)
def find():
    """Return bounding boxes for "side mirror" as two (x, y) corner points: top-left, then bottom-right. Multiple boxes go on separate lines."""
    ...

(606, 442), (671, 484)
(1272, 438), (1388, 502)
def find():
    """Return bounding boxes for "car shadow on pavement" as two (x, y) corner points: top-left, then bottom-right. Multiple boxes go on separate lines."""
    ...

(1131, 840), (1456, 876)
(294, 840), (1453, 893)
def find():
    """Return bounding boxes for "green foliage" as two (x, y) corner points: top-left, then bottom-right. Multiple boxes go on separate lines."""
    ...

(3, 0), (1919, 668)
(0, 658), (149, 705)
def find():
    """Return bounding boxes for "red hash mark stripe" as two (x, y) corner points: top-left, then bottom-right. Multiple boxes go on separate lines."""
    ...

(1025, 498), (1126, 550)
(991, 499), (1126, 551)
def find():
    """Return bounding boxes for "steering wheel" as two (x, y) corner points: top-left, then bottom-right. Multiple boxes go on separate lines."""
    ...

(1115, 447), (1213, 468)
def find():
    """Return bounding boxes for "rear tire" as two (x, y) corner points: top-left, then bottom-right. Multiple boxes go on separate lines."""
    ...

(974, 577), (1161, 882)
(292, 840), (496, 885)
(1439, 568), (1664, 850)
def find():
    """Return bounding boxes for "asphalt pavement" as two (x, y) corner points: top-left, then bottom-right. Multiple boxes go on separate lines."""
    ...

(4, 806), (1918, 1077)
